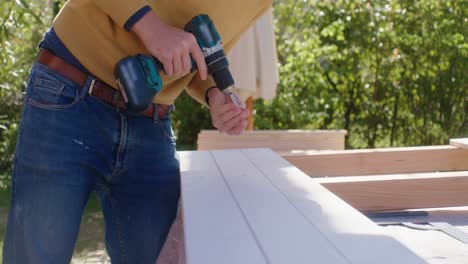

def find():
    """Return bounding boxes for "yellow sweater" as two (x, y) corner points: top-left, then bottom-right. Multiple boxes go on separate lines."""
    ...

(53, 0), (272, 105)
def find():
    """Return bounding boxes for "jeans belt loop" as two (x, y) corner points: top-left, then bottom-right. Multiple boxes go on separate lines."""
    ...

(153, 103), (159, 124)
(88, 79), (96, 96)
(80, 77), (94, 99)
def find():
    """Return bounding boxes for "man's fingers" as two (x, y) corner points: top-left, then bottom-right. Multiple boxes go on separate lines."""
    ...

(161, 54), (174, 76)
(173, 51), (183, 76)
(207, 89), (248, 135)
(216, 108), (248, 132)
(226, 120), (248, 135)
(240, 108), (250, 117)
(223, 110), (248, 128)
(182, 52), (192, 74)
(218, 106), (240, 122)
(188, 38), (208, 80)
(222, 114), (243, 131)
(212, 105), (238, 130)
(216, 103), (238, 117)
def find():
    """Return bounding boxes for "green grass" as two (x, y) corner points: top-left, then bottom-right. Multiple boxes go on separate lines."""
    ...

(0, 189), (108, 263)
(0, 189), (10, 263)
(0, 188), (9, 208)
(72, 193), (108, 263)
(0, 240), (3, 264)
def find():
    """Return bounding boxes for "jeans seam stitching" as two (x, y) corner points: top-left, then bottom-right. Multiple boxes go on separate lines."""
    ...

(9, 168), (17, 262)
(26, 86), (81, 110)
(111, 114), (127, 178)
(8, 106), (26, 262)
(110, 196), (128, 263)
(159, 119), (176, 142)
(33, 77), (65, 94)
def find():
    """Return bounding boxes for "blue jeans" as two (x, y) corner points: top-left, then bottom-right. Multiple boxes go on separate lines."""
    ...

(2, 63), (181, 263)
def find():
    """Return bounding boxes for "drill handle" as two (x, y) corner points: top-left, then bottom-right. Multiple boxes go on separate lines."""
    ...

(151, 56), (197, 75)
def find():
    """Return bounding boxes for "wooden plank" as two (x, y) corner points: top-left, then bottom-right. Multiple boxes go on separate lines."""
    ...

(211, 150), (349, 264)
(282, 145), (468, 177)
(316, 171), (468, 212)
(199, 142), (344, 151)
(197, 130), (347, 151)
(450, 138), (468, 150)
(243, 148), (426, 264)
(246, 96), (254, 130)
(199, 129), (348, 135)
(179, 151), (267, 264)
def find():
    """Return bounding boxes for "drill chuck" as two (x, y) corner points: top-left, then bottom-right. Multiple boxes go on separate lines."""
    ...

(205, 50), (234, 91)
(211, 67), (234, 91)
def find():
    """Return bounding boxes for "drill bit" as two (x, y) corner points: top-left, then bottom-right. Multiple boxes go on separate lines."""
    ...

(223, 87), (243, 108)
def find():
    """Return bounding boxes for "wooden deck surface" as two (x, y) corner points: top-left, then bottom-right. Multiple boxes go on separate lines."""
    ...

(178, 148), (426, 264)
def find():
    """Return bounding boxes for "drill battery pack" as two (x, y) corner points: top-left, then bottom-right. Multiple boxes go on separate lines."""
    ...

(114, 54), (163, 113)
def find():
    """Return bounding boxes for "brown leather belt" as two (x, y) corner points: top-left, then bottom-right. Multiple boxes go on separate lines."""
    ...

(36, 49), (171, 119)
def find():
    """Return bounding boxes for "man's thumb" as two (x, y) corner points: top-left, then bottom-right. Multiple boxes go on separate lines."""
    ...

(209, 88), (226, 106)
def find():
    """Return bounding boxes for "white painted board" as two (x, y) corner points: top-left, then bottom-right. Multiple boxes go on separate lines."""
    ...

(211, 150), (348, 264)
(179, 151), (267, 264)
(243, 148), (427, 264)
(450, 138), (468, 150)
(180, 149), (427, 264)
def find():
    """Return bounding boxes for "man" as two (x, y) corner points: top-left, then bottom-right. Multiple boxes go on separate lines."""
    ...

(2, 0), (272, 263)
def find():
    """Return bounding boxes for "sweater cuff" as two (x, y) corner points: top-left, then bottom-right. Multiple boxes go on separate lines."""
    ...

(95, 0), (148, 29)
(123, 5), (152, 31)
(186, 74), (217, 107)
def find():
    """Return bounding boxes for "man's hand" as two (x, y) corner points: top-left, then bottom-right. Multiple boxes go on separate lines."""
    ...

(208, 88), (248, 135)
(131, 11), (208, 80)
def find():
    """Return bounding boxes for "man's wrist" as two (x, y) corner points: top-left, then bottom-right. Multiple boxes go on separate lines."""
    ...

(131, 10), (166, 41)
(124, 5), (152, 32)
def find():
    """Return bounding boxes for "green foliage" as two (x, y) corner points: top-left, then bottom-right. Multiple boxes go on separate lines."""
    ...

(255, 0), (467, 148)
(0, 0), (51, 188)
(172, 92), (212, 150)
(0, 0), (466, 189)
(0, 122), (17, 188)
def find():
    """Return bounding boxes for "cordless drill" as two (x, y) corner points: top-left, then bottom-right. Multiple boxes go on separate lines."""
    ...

(115, 14), (240, 113)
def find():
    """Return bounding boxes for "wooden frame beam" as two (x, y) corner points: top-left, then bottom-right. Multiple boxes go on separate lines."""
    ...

(316, 171), (468, 212)
(197, 130), (347, 151)
(282, 146), (468, 177)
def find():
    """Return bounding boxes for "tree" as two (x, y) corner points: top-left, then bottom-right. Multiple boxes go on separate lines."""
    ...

(0, 0), (51, 187)
(0, 0), (466, 188)
(255, 0), (466, 148)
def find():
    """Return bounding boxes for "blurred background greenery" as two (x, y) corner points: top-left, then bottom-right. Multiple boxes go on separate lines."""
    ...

(0, 0), (467, 260)
(1, 0), (467, 187)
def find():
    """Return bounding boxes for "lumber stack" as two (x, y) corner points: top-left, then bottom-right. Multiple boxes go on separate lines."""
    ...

(282, 142), (468, 212)
(197, 129), (347, 151)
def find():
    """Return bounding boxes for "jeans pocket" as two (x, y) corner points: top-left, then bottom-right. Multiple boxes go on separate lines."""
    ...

(26, 65), (80, 110)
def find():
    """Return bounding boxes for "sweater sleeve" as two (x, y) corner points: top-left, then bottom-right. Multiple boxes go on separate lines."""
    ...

(185, 74), (217, 107)
(95, 0), (149, 29)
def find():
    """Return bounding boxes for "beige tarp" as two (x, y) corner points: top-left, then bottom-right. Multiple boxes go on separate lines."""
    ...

(228, 8), (279, 101)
